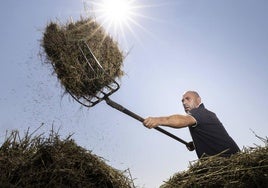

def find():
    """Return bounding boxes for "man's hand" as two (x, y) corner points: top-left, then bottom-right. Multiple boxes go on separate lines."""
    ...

(143, 117), (161, 129)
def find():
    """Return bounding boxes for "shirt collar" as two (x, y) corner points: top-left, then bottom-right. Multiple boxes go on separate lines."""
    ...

(198, 103), (205, 108)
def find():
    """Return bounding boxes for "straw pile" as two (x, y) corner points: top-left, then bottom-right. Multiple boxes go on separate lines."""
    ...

(41, 17), (124, 99)
(161, 138), (268, 188)
(0, 129), (134, 188)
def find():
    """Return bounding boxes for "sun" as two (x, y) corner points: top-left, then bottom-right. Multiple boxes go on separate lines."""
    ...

(86, 0), (148, 46)
(98, 0), (133, 26)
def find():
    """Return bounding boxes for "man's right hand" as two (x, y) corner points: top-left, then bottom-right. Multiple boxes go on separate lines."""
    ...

(143, 117), (161, 129)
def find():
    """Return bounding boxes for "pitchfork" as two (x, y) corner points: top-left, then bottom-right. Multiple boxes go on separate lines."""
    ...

(69, 41), (195, 151)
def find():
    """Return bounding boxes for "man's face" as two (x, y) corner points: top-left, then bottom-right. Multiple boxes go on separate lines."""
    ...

(181, 92), (201, 113)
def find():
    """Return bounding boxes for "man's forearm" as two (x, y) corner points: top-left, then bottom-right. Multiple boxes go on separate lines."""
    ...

(143, 114), (196, 129)
(162, 114), (195, 128)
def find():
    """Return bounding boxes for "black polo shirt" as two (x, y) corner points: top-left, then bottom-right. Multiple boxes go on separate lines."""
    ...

(188, 103), (240, 158)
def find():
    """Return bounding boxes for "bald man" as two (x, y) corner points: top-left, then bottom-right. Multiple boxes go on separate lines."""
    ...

(143, 91), (240, 158)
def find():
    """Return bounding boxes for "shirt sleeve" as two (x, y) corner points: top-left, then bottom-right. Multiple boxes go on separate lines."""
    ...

(188, 113), (197, 127)
(188, 108), (201, 128)
(190, 117), (197, 127)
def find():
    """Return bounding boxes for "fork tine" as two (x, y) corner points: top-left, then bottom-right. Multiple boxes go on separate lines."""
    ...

(66, 40), (120, 107)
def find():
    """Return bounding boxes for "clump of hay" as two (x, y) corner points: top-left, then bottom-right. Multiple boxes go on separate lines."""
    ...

(41, 17), (124, 99)
(161, 137), (268, 188)
(0, 128), (134, 188)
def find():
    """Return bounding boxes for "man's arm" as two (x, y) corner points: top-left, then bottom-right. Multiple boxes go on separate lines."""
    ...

(143, 114), (196, 129)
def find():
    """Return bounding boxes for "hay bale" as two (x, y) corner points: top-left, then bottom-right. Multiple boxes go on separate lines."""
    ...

(161, 139), (268, 188)
(41, 17), (124, 99)
(0, 129), (134, 188)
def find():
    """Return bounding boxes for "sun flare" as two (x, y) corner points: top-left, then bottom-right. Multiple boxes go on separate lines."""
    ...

(90, 0), (137, 31)
(99, 0), (132, 26)
(85, 0), (157, 47)
(87, 0), (145, 44)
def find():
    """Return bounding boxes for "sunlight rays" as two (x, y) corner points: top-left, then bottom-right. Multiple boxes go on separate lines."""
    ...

(84, 0), (157, 47)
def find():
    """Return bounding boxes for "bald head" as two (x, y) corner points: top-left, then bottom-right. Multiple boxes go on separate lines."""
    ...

(184, 91), (200, 98)
(182, 91), (202, 113)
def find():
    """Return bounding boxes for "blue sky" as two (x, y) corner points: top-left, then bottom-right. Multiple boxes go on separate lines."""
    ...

(1, 0), (268, 187)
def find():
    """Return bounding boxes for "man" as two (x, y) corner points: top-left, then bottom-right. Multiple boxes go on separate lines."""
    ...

(143, 91), (240, 158)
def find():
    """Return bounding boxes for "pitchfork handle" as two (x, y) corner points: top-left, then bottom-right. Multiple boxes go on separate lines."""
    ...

(105, 97), (195, 151)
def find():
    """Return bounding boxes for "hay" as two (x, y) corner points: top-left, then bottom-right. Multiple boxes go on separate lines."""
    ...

(41, 17), (124, 99)
(0, 128), (134, 188)
(161, 138), (268, 188)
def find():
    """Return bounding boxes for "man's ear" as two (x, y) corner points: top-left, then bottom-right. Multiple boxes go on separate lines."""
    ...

(197, 97), (201, 104)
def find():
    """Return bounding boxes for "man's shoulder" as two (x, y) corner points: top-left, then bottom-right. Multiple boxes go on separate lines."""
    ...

(189, 103), (215, 119)
(190, 103), (205, 113)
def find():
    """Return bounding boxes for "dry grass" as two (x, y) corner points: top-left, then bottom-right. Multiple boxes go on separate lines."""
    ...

(161, 137), (268, 188)
(0, 127), (134, 188)
(41, 17), (124, 100)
